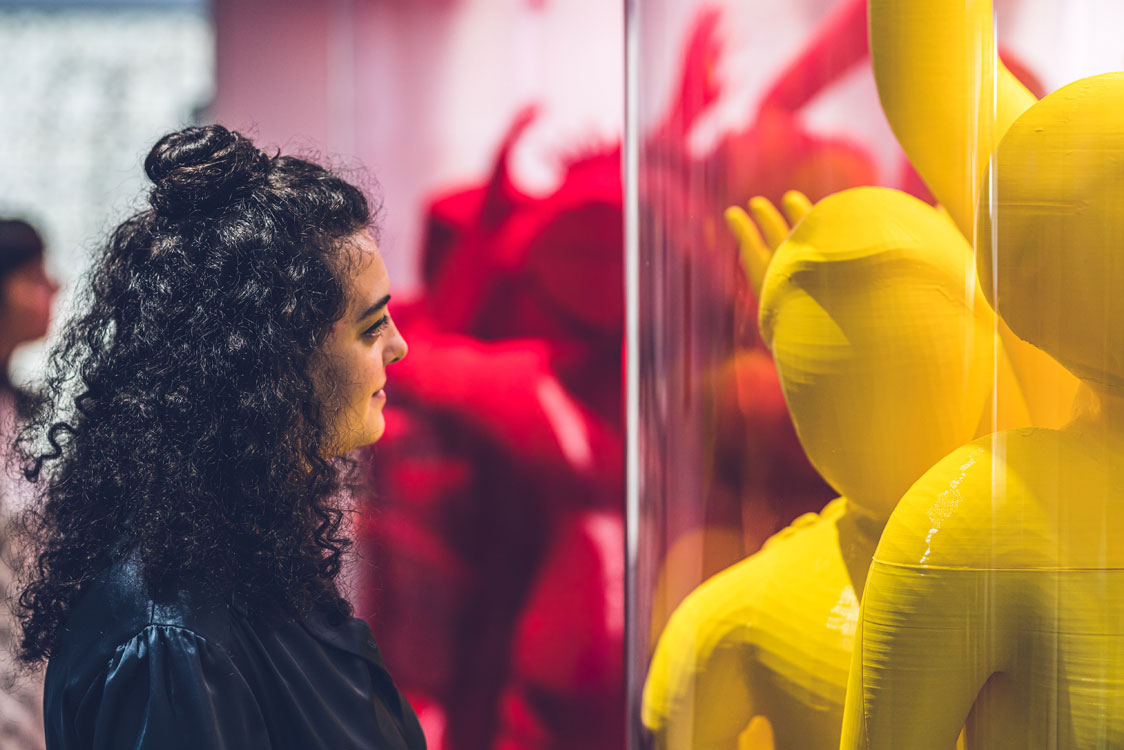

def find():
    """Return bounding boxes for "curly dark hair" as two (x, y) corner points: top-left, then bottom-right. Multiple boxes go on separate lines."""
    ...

(15, 124), (376, 663)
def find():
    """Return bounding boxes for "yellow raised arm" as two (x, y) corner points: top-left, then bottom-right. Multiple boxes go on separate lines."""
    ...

(869, 0), (1036, 241)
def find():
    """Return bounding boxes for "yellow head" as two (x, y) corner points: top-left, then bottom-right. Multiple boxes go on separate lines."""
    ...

(979, 73), (1124, 394)
(760, 187), (995, 521)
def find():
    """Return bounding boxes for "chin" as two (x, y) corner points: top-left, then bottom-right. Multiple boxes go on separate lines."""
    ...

(329, 410), (387, 456)
(364, 413), (387, 446)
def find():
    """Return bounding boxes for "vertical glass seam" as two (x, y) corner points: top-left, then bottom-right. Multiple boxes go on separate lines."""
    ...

(622, 0), (641, 747)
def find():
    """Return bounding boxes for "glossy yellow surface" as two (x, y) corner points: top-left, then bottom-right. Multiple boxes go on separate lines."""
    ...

(842, 73), (1124, 750)
(842, 412), (1124, 749)
(978, 74), (1124, 393)
(643, 187), (998, 750)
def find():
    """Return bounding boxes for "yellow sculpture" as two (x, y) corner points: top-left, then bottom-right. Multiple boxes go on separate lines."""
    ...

(645, 0), (1097, 745)
(841, 72), (1124, 750)
(642, 185), (1001, 750)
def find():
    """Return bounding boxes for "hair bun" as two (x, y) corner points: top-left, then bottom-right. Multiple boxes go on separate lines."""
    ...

(145, 125), (270, 220)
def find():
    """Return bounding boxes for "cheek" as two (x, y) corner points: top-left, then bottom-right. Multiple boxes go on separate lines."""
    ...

(13, 277), (50, 306)
(343, 356), (387, 448)
(345, 350), (385, 409)
(321, 341), (387, 424)
(364, 347), (387, 387)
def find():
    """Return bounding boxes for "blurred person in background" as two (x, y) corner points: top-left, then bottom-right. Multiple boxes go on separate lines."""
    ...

(13, 125), (422, 750)
(0, 219), (56, 407)
(0, 218), (57, 750)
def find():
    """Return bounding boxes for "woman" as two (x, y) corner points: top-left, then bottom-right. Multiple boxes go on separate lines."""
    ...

(15, 125), (422, 749)
(0, 218), (57, 750)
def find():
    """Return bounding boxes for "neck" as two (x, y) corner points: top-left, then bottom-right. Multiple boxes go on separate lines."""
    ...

(1073, 383), (1124, 436)
(836, 496), (888, 597)
(840, 496), (889, 539)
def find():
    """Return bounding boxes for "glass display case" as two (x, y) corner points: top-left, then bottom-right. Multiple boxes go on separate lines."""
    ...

(625, 1), (1124, 747)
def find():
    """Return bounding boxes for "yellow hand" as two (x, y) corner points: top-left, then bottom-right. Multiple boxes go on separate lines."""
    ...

(724, 190), (812, 298)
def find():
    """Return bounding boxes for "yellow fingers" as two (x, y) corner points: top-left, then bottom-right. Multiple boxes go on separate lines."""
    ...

(725, 205), (772, 298)
(749, 196), (791, 251)
(726, 194), (812, 298)
(781, 190), (813, 227)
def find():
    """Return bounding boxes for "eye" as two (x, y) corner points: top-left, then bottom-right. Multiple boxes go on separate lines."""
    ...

(363, 315), (390, 339)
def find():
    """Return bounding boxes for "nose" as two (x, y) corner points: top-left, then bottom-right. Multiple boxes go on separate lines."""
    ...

(385, 321), (408, 365)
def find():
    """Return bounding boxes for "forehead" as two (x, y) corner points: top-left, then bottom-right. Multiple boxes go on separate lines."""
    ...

(343, 232), (389, 297)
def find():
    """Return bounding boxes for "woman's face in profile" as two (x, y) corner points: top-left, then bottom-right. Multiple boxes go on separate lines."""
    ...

(318, 232), (408, 456)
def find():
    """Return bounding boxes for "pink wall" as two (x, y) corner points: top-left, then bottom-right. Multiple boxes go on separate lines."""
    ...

(211, 0), (624, 292)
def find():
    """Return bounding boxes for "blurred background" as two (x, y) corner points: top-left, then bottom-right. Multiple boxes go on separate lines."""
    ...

(0, 0), (212, 381)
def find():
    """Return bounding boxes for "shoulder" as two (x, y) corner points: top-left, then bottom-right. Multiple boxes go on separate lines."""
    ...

(642, 500), (853, 732)
(873, 438), (994, 567)
(651, 499), (849, 669)
(49, 556), (238, 684)
(45, 597), (274, 750)
(876, 428), (1120, 570)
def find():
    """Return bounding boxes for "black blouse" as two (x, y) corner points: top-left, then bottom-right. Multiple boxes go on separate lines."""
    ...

(43, 556), (426, 749)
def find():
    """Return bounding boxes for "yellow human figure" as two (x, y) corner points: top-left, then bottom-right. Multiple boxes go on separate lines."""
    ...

(642, 185), (1000, 750)
(868, 0), (1079, 429)
(841, 73), (1124, 750)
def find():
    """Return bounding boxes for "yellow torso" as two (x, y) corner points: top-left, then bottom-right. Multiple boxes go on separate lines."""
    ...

(644, 498), (881, 750)
(845, 426), (1124, 749)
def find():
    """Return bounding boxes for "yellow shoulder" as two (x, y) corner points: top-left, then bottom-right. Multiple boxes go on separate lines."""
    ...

(656, 500), (846, 661)
(876, 428), (1124, 570)
(642, 501), (848, 732)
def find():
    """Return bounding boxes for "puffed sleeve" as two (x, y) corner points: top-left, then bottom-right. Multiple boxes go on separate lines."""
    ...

(88, 624), (271, 750)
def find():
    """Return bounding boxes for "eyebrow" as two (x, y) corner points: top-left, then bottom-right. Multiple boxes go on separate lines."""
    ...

(357, 294), (391, 322)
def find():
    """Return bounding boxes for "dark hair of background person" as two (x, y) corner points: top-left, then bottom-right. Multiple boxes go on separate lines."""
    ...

(15, 125), (377, 664)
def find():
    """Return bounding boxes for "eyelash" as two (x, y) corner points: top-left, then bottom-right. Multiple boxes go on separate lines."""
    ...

(364, 316), (390, 339)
